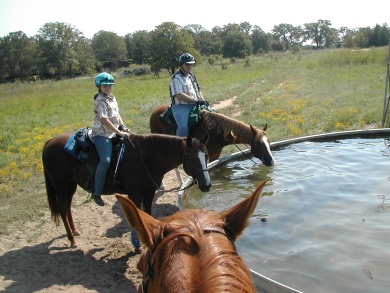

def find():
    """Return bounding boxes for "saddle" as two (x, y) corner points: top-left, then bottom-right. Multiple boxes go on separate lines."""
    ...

(160, 104), (215, 129)
(64, 127), (125, 192)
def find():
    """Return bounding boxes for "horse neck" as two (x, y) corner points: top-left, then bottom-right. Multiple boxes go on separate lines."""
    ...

(197, 234), (255, 292)
(131, 135), (184, 172)
(205, 112), (254, 144)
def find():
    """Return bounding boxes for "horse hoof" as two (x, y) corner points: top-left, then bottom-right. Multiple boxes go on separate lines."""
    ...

(70, 242), (78, 248)
(73, 230), (81, 236)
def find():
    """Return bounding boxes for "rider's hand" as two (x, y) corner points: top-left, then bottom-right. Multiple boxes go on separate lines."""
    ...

(119, 131), (130, 138)
(196, 100), (209, 107)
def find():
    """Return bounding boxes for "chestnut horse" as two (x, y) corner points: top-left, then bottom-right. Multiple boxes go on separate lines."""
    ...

(150, 104), (274, 165)
(116, 180), (266, 293)
(42, 133), (211, 248)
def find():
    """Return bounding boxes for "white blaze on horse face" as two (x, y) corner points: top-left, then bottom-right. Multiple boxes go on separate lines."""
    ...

(198, 151), (211, 183)
(262, 134), (275, 162)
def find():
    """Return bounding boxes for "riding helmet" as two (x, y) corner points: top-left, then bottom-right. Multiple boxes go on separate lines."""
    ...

(95, 72), (115, 87)
(179, 53), (195, 64)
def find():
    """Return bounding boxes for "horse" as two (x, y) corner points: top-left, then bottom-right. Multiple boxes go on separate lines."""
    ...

(115, 180), (265, 293)
(150, 104), (274, 165)
(150, 104), (274, 185)
(42, 133), (212, 248)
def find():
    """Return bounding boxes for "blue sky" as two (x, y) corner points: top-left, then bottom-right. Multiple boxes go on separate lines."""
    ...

(0, 0), (388, 38)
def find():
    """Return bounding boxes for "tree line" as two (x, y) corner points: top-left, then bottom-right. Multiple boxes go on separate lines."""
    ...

(0, 20), (389, 83)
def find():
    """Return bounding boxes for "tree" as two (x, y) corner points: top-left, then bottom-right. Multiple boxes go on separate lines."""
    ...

(304, 19), (332, 49)
(251, 26), (272, 54)
(73, 37), (96, 76)
(91, 31), (128, 71)
(124, 30), (151, 64)
(36, 22), (86, 79)
(0, 31), (38, 82)
(272, 23), (304, 50)
(222, 30), (252, 58)
(148, 22), (198, 75)
(194, 30), (222, 56)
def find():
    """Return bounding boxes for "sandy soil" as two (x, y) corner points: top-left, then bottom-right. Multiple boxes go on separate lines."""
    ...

(0, 170), (184, 293)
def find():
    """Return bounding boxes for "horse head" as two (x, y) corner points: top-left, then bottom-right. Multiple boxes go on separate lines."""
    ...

(182, 135), (211, 192)
(248, 124), (274, 166)
(115, 180), (265, 293)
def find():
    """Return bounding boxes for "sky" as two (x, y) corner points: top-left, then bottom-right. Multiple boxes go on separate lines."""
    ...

(0, 0), (388, 39)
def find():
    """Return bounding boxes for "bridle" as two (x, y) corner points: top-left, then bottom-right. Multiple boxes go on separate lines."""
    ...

(139, 225), (229, 293)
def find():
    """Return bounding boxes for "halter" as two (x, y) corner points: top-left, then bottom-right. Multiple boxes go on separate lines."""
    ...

(140, 225), (228, 293)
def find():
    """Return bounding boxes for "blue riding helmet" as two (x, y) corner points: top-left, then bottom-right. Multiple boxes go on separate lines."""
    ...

(179, 53), (195, 64)
(95, 72), (115, 87)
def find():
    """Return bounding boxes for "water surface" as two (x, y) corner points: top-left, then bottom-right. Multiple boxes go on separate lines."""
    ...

(183, 138), (390, 292)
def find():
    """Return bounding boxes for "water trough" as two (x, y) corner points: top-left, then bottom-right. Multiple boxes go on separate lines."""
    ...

(178, 128), (390, 293)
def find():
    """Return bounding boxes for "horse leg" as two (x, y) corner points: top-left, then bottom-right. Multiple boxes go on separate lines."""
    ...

(57, 184), (78, 248)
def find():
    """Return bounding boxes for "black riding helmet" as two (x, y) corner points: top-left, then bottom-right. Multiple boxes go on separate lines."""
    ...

(179, 53), (195, 64)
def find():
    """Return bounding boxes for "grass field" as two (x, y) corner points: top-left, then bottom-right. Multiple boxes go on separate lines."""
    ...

(0, 47), (389, 233)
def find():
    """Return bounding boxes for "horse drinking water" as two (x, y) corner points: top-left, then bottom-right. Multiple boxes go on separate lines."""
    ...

(150, 104), (274, 185)
(116, 180), (266, 293)
(42, 133), (211, 248)
(150, 104), (274, 164)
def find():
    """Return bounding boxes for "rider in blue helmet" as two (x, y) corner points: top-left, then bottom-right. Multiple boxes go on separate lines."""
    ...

(90, 72), (130, 206)
(169, 53), (207, 136)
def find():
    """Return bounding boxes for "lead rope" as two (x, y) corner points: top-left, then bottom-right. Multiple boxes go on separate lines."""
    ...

(234, 143), (257, 164)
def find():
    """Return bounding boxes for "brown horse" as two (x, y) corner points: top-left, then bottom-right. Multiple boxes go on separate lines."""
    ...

(116, 180), (266, 293)
(42, 133), (211, 248)
(150, 104), (274, 165)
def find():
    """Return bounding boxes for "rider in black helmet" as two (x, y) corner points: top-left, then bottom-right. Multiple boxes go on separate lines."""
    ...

(169, 53), (206, 136)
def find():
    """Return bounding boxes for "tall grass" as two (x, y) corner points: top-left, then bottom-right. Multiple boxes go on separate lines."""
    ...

(0, 47), (388, 232)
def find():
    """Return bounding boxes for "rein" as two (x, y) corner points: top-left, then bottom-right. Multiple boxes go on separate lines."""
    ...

(125, 137), (205, 190)
(140, 225), (228, 293)
(126, 137), (160, 189)
(234, 143), (257, 164)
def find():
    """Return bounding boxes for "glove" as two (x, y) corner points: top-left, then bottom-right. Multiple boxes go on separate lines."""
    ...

(196, 100), (209, 107)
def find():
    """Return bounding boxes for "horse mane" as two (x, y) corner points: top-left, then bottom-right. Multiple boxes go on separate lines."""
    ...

(152, 210), (254, 292)
(201, 111), (256, 142)
(127, 133), (184, 154)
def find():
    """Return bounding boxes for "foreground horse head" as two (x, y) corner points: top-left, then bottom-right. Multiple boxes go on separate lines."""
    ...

(116, 180), (266, 293)
(150, 104), (274, 165)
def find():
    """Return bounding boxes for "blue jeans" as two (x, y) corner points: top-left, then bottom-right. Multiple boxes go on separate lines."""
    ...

(171, 103), (195, 136)
(90, 135), (112, 197)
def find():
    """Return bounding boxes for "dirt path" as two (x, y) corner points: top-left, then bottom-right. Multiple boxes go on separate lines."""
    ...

(0, 170), (183, 293)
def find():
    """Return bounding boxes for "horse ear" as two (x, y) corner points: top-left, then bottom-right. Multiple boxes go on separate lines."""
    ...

(186, 135), (193, 147)
(115, 194), (165, 249)
(263, 123), (268, 131)
(249, 125), (257, 136)
(222, 180), (266, 241)
(225, 130), (237, 143)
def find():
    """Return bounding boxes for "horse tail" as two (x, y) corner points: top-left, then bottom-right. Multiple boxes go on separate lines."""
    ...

(42, 140), (61, 226)
(43, 169), (61, 226)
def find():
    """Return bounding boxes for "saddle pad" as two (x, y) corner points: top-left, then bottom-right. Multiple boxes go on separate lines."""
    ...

(64, 133), (85, 162)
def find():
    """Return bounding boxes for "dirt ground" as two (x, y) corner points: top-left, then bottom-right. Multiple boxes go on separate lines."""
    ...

(0, 170), (184, 293)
